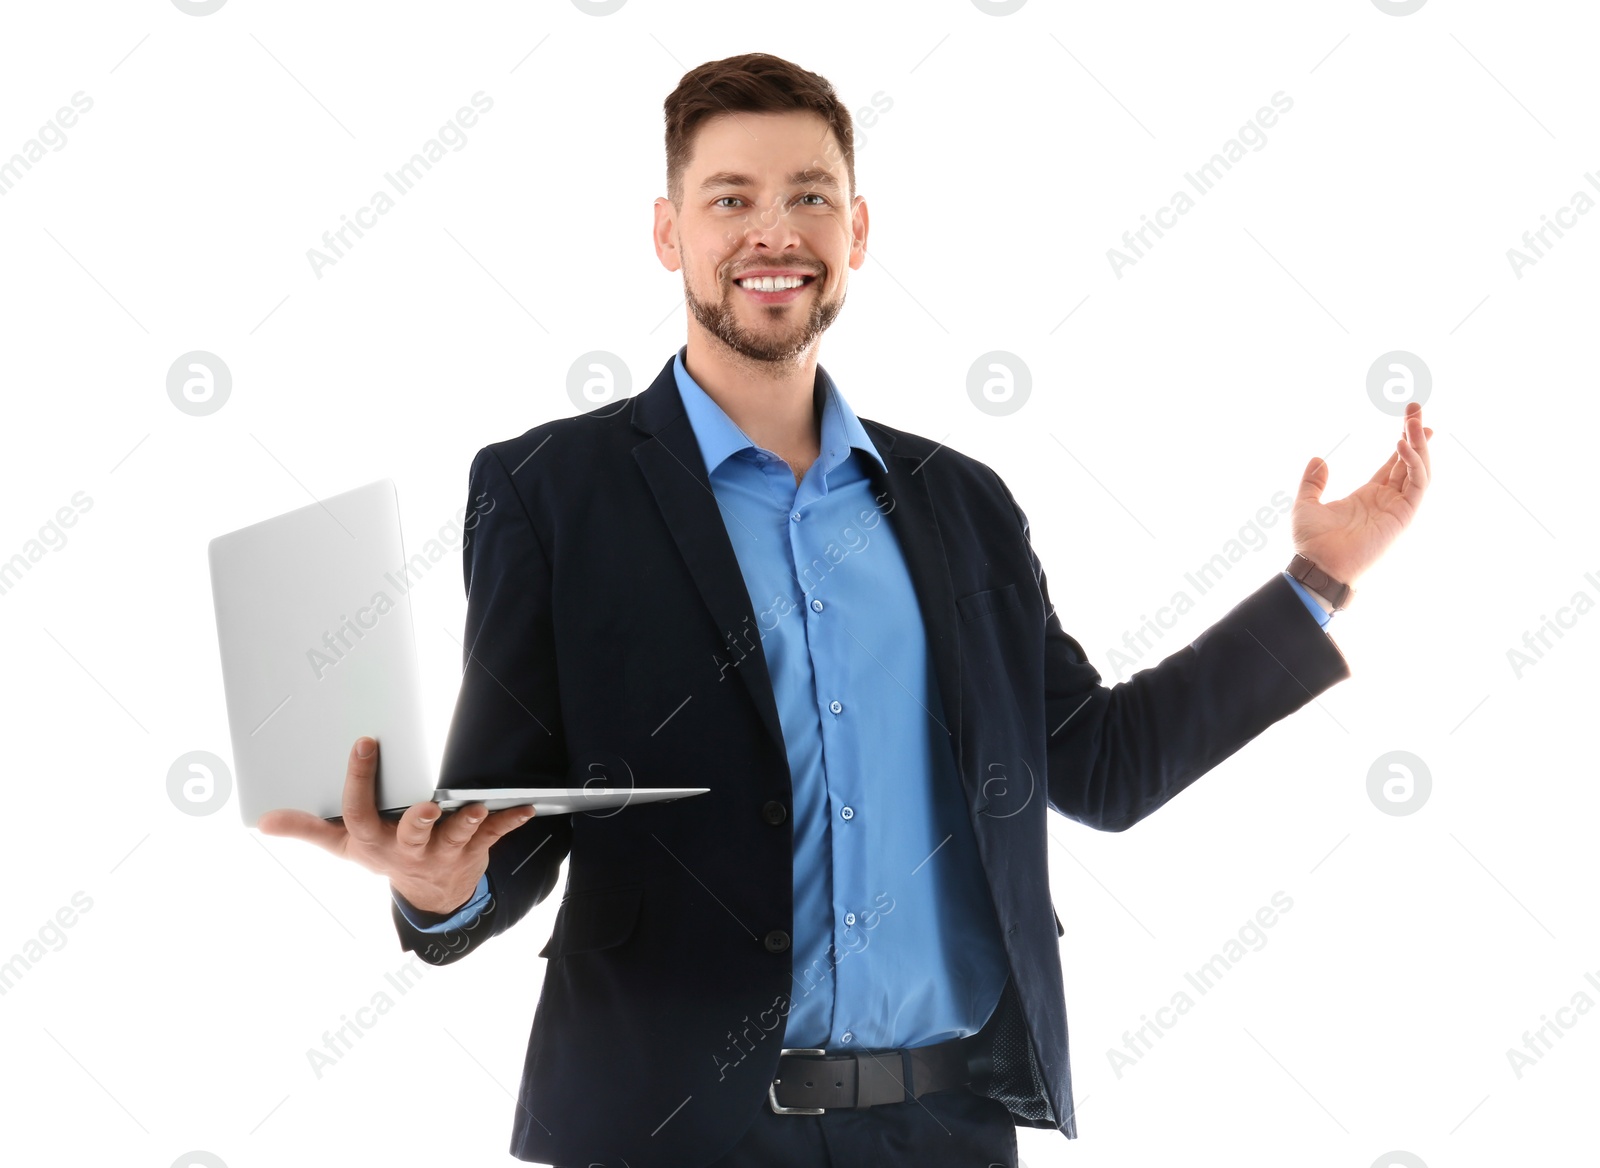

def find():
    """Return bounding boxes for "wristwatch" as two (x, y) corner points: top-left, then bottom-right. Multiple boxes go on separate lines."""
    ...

(1286, 553), (1354, 611)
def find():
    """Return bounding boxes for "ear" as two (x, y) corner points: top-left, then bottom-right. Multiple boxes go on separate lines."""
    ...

(653, 197), (681, 273)
(848, 194), (869, 271)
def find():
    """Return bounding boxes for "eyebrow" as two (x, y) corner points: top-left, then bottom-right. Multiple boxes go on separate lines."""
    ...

(698, 168), (843, 195)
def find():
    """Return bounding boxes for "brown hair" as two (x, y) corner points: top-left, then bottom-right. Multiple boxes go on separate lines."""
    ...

(663, 52), (855, 209)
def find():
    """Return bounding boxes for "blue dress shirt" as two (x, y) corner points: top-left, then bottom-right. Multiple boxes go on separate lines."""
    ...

(395, 347), (1336, 1050)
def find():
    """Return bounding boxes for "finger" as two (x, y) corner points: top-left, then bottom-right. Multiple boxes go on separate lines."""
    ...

(477, 804), (537, 846)
(437, 802), (490, 848)
(1386, 439), (1410, 490)
(1398, 432), (1428, 498)
(1410, 417), (1433, 479)
(257, 807), (347, 852)
(340, 737), (384, 845)
(394, 800), (443, 851)
(1296, 456), (1329, 506)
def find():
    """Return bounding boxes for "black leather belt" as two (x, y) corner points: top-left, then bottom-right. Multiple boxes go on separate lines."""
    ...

(768, 1034), (990, 1114)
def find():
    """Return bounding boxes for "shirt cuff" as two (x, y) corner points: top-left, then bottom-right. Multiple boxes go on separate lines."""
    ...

(392, 873), (491, 933)
(1282, 570), (1333, 628)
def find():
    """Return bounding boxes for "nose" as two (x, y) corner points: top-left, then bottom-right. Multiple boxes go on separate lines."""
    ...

(739, 193), (805, 252)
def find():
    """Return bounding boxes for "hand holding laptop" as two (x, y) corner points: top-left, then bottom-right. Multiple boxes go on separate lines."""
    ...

(258, 736), (528, 915)
(210, 478), (710, 864)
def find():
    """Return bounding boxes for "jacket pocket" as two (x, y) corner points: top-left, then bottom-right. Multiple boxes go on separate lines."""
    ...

(957, 583), (1020, 623)
(538, 884), (644, 959)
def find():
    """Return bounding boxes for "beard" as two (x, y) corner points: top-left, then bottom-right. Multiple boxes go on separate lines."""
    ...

(684, 265), (846, 366)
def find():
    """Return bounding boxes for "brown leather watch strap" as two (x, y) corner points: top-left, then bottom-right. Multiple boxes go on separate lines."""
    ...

(1286, 553), (1354, 611)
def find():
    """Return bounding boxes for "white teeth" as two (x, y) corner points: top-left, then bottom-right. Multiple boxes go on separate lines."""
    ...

(738, 275), (809, 291)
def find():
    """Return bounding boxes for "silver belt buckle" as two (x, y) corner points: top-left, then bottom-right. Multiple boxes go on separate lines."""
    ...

(769, 1048), (827, 1115)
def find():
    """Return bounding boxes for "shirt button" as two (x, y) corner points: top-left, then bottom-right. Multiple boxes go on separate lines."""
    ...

(763, 930), (791, 953)
(841, 1031), (854, 1044)
(844, 912), (856, 926)
(811, 599), (824, 612)
(829, 700), (843, 714)
(791, 511), (802, 522)
(761, 799), (787, 825)
(840, 806), (854, 820)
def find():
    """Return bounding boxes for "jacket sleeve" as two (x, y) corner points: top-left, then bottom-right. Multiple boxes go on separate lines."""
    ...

(393, 443), (574, 965)
(994, 470), (1352, 833)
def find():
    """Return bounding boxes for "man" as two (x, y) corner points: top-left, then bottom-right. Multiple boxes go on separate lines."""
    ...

(260, 52), (1432, 1167)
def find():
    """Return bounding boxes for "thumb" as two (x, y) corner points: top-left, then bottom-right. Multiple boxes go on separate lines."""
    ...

(1297, 456), (1328, 507)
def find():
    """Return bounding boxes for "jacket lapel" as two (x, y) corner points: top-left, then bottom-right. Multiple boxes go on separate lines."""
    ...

(862, 437), (965, 776)
(630, 357), (788, 762)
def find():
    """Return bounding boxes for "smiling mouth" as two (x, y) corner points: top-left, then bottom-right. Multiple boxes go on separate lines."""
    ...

(732, 275), (817, 304)
(734, 273), (815, 290)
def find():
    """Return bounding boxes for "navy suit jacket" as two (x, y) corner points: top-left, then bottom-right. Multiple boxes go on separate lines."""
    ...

(390, 352), (1352, 1166)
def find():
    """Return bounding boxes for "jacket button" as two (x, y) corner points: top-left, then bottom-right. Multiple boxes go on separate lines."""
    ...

(763, 930), (790, 953)
(761, 800), (787, 825)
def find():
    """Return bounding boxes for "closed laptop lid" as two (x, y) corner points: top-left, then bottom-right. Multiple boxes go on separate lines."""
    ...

(208, 478), (435, 826)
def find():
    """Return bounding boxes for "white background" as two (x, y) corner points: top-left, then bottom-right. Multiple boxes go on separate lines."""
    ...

(0, 1), (1593, 1166)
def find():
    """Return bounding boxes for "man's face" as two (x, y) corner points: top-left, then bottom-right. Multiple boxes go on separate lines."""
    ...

(654, 111), (867, 365)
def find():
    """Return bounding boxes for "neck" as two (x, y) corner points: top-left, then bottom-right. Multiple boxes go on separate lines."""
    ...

(682, 328), (822, 478)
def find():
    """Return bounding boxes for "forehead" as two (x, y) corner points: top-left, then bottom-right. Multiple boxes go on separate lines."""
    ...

(684, 110), (845, 189)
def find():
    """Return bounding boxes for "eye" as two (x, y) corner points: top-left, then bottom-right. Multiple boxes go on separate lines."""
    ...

(713, 193), (831, 209)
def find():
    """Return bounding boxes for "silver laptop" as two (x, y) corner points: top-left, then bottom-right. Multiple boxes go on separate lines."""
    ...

(208, 478), (706, 827)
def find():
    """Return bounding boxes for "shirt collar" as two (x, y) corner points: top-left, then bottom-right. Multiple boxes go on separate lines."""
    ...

(672, 344), (886, 481)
